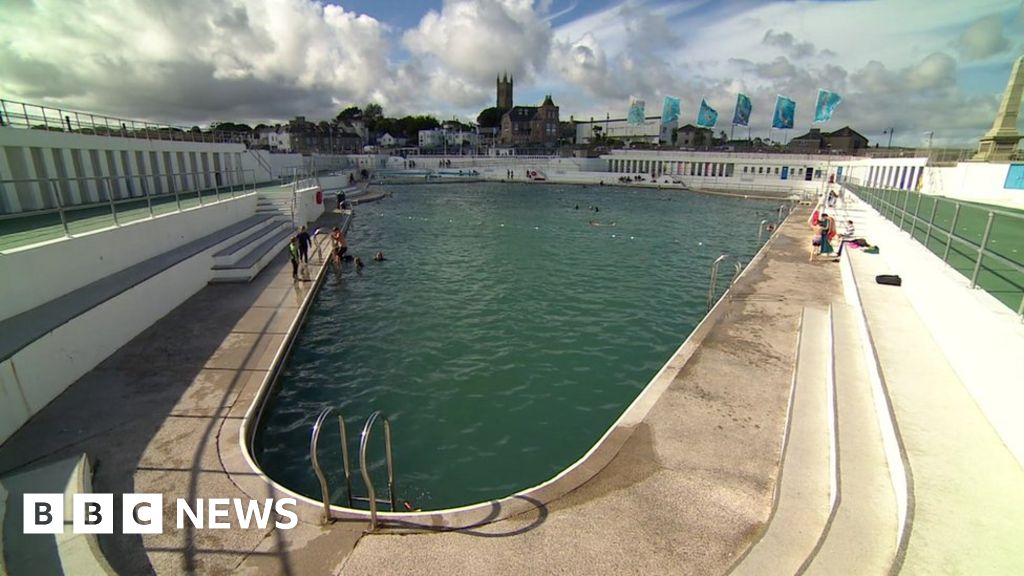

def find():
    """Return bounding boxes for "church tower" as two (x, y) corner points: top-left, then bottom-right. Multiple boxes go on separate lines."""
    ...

(496, 73), (513, 110)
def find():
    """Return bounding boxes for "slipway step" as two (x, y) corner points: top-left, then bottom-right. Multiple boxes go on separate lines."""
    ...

(804, 303), (898, 575)
(731, 306), (834, 576)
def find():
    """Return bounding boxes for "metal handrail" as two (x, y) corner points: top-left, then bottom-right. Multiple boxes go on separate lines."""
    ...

(308, 407), (356, 526)
(757, 219), (768, 243)
(0, 98), (248, 144)
(707, 254), (728, 312)
(847, 183), (1024, 317)
(1, 170), (257, 236)
(310, 407), (335, 523)
(359, 411), (397, 531)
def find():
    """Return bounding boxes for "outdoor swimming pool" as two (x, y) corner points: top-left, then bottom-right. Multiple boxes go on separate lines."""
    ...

(254, 182), (780, 510)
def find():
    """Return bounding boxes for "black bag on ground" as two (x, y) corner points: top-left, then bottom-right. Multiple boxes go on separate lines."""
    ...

(876, 274), (902, 286)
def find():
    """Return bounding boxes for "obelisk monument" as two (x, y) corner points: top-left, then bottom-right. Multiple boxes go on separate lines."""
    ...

(974, 55), (1024, 161)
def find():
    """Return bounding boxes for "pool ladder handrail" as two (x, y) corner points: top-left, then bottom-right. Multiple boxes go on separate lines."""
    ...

(309, 407), (397, 530)
(707, 254), (728, 312)
(358, 411), (398, 531)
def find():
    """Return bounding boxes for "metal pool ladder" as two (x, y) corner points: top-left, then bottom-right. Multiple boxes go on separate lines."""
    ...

(310, 408), (398, 530)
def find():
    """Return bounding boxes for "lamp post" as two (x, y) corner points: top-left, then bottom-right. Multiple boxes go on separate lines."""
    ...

(883, 128), (894, 148)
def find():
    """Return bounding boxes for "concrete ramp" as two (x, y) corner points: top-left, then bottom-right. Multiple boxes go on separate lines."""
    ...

(731, 306), (834, 575)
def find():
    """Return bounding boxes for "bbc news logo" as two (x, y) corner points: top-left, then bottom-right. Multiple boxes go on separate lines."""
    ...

(24, 494), (298, 534)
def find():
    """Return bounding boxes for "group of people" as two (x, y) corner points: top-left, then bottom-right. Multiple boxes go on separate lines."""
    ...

(287, 224), (386, 281)
(810, 210), (862, 261)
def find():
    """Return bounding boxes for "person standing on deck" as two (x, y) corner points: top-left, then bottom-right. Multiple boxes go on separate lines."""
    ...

(297, 225), (311, 263)
(288, 237), (300, 280)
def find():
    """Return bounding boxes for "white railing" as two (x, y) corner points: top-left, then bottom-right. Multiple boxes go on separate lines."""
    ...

(0, 99), (248, 144)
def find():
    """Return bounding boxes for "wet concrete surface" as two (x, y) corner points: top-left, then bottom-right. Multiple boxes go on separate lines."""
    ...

(0, 205), (842, 575)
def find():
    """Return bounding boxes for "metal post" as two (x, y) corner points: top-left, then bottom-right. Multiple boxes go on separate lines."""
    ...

(172, 175), (182, 212)
(338, 415), (354, 507)
(707, 255), (727, 312)
(107, 177), (120, 226)
(923, 198), (939, 249)
(193, 172), (203, 205)
(970, 212), (995, 288)
(758, 219), (767, 243)
(942, 204), (961, 263)
(911, 192), (923, 236)
(900, 189), (911, 230)
(310, 408), (334, 524)
(143, 176), (154, 218)
(49, 180), (71, 237)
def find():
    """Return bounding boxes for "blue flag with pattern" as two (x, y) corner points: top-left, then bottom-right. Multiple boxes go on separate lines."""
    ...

(697, 98), (718, 128)
(813, 89), (842, 123)
(732, 93), (752, 126)
(772, 95), (795, 129)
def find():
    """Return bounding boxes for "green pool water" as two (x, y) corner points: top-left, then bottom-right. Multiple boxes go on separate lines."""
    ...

(255, 183), (779, 510)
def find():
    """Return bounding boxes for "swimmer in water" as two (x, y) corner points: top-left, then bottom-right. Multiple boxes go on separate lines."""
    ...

(374, 251), (386, 261)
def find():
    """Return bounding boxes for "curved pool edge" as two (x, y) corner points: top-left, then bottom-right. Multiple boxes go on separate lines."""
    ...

(224, 204), (794, 531)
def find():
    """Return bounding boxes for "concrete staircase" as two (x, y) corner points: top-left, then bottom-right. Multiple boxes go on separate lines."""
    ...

(730, 304), (900, 575)
(255, 184), (296, 219)
(210, 187), (296, 283)
(1, 455), (116, 575)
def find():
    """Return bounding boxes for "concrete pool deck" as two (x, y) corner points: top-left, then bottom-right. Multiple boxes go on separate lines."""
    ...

(1, 192), (1022, 574)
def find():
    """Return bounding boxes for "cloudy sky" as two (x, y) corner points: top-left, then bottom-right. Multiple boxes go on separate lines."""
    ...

(2, 0), (1022, 146)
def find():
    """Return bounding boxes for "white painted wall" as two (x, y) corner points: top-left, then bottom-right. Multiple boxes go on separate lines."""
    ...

(0, 194), (255, 321)
(0, 127), (250, 213)
(0, 234), (227, 444)
(293, 185), (326, 226)
(239, 150), (355, 183)
(840, 157), (1023, 210)
(923, 162), (1023, 209)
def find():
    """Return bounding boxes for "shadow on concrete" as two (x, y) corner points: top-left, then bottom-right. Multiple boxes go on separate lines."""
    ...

(381, 495), (549, 538)
(0, 204), (350, 575)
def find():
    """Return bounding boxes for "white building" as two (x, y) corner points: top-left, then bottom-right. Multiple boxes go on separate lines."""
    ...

(266, 129), (292, 153)
(575, 116), (673, 146)
(418, 128), (480, 153)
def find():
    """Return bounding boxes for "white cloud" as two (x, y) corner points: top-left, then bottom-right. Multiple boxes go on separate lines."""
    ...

(0, 0), (1020, 146)
(762, 30), (817, 59)
(0, 0), (395, 124)
(402, 0), (552, 106)
(958, 14), (1011, 60)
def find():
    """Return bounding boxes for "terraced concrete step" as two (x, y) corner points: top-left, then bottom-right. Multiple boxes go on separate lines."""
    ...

(212, 219), (289, 266)
(1, 455), (116, 576)
(848, 249), (1024, 574)
(805, 303), (898, 575)
(731, 306), (834, 576)
(210, 228), (293, 283)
